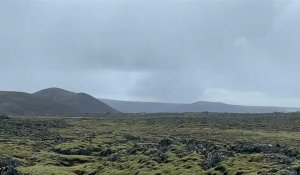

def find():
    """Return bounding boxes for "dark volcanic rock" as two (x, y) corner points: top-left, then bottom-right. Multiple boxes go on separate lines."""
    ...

(214, 165), (227, 174)
(202, 151), (233, 170)
(0, 166), (22, 175)
(264, 154), (295, 165)
(230, 142), (265, 154)
(108, 154), (120, 162)
(158, 138), (173, 147)
(127, 145), (144, 155)
(0, 115), (9, 120)
(151, 151), (168, 163)
(230, 142), (300, 158)
(53, 147), (91, 155)
(100, 148), (113, 157)
(0, 156), (22, 175)
(73, 170), (86, 175)
(127, 143), (158, 156)
(0, 157), (19, 168)
(124, 134), (141, 141)
(284, 170), (298, 175)
(186, 140), (216, 155)
(53, 145), (101, 156)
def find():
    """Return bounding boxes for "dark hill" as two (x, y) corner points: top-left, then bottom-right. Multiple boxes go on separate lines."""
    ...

(0, 88), (118, 116)
(34, 88), (118, 114)
(0, 91), (74, 115)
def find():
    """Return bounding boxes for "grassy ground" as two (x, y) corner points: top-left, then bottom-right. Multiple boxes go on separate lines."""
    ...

(0, 112), (300, 175)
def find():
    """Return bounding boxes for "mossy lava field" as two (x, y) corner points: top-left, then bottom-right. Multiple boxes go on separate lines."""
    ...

(1, 113), (300, 175)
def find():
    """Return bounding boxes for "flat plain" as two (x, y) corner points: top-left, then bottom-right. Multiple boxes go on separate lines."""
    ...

(0, 113), (300, 175)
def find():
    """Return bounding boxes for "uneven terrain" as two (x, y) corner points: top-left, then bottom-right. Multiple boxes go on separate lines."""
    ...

(0, 113), (300, 175)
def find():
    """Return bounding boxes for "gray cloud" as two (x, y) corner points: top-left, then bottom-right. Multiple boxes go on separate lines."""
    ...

(0, 0), (300, 106)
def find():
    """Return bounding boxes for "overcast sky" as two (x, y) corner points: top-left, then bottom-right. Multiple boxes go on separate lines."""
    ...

(0, 0), (300, 107)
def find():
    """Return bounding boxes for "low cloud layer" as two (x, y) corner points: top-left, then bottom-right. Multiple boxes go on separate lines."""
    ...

(0, 0), (300, 107)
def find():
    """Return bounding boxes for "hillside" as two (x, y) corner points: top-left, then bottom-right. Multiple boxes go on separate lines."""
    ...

(101, 99), (299, 113)
(0, 88), (118, 115)
(34, 88), (118, 114)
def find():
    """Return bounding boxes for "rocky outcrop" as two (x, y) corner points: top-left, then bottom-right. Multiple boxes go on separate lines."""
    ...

(0, 166), (22, 175)
(0, 156), (22, 175)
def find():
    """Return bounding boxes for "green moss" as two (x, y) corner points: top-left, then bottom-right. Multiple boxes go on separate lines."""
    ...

(18, 163), (100, 175)
(2, 114), (300, 175)
(18, 165), (74, 175)
(291, 160), (300, 172)
(219, 154), (279, 174)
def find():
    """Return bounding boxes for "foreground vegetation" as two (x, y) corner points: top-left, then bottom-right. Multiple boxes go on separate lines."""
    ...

(1, 113), (300, 175)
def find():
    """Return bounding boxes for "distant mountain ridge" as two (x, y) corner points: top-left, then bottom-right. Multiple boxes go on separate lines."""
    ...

(0, 88), (118, 115)
(1, 87), (298, 115)
(101, 99), (299, 113)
